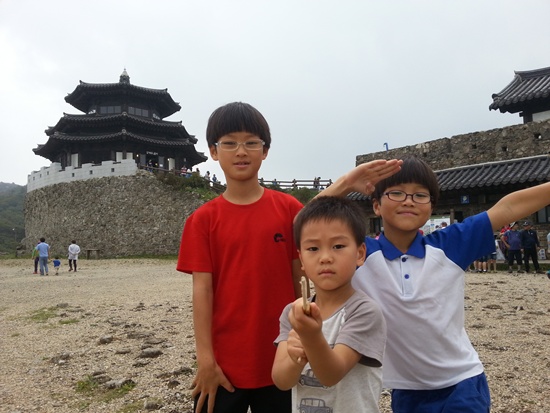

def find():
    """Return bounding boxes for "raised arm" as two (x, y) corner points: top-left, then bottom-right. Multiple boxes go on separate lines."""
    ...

(319, 159), (402, 198)
(290, 300), (361, 387)
(487, 182), (550, 231)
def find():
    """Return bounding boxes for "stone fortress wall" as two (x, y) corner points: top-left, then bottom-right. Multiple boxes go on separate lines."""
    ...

(24, 170), (204, 258)
(357, 119), (550, 249)
(357, 119), (550, 170)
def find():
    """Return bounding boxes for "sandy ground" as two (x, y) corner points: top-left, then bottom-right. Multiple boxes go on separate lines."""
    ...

(1, 258), (550, 413)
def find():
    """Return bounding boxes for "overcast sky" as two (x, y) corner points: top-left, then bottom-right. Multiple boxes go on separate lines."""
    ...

(1, 0), (549, 186)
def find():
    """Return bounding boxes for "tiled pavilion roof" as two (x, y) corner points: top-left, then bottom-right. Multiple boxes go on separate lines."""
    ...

(489, 66), (550, 114)
(65, 70), (182, 119)
(348, 155), (550, 201)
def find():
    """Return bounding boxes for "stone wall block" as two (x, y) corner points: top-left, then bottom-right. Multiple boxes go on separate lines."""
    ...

(24, 174), (205, 258)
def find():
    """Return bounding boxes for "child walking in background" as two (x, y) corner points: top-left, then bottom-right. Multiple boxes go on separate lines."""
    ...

(272, 196), (387, 413)
(53, 256), (61, 275)
(31, 241), (40, 274)
(323, 156), (550, 413)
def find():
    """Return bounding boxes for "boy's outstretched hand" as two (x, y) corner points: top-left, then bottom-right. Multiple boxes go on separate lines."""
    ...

(320, 159), (402, 198)
(289, 299), (322, 340)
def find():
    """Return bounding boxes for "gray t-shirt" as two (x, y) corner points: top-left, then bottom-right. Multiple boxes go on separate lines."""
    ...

(275, 290), (387, 413)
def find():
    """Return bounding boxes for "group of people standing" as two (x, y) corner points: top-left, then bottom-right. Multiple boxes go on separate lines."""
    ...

(31, 239), (81, 276)
(500, 221), (547, 274)
(176, 101), (550, 413)
(179, 166), (219, 185)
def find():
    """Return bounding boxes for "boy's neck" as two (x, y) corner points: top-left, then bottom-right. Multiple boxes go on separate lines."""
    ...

(222, 179), (265, 205)
(383, 229), (418, 254)
(314, 283), (355, 320)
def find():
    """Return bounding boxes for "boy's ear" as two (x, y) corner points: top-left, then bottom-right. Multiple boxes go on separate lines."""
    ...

(372, 199), (382, 217)
(356, 242), (366, 266)
(298, 249), (305, 271)
(209, 145), (219, 161)
(262, 147), (269, 160)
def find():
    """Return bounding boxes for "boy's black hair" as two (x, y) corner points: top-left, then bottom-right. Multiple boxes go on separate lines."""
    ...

(293, 196), (366, 247)
(372, 156), (440, 206)
(206, 102), (271, 149)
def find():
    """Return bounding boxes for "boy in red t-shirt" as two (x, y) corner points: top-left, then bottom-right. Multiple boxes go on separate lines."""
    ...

(177, 102), (303, 413)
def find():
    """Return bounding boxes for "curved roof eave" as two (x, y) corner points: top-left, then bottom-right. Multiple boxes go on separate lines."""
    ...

(46, 113), (194, 141)
(33, 131), (208, 164)
(489, 66), (550, 113)
(65, 81), (181, 118)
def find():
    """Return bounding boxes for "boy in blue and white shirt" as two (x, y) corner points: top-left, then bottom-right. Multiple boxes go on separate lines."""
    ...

(324, 156), (550, 413)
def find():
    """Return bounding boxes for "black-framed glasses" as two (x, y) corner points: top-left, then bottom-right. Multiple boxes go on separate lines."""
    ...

(215, 140), (265, 152)
(383, 190), (432, 204)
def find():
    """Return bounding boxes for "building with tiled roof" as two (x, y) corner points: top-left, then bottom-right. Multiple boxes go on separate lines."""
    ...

(490, 66), (550, 123)
(32, 70), (206, 178)
(354, 65), (550, 238)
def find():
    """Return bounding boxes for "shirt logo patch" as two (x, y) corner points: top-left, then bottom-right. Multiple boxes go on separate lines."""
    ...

(273, 233), (286, 243)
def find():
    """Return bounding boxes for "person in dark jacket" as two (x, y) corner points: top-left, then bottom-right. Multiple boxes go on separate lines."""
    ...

(520, 221), (544, 274)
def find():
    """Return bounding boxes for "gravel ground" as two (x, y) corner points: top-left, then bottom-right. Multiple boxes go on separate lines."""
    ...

(1, 258), (549, 413)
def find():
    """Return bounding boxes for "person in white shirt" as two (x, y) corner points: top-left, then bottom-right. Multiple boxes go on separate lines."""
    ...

(68, 240), (81, 272)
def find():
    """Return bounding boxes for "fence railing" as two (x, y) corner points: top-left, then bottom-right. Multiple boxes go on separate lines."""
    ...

(260, 179), (333, 190)
(138, 165), (333, 192)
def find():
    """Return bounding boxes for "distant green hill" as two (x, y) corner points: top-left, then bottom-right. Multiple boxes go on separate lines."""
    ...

(0, 183), (25, 254)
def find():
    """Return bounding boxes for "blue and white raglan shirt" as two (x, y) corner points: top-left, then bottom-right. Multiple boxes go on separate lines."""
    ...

(352, 211), (495, 390)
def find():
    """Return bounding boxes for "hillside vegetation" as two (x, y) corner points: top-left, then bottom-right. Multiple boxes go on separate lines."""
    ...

(0, 183), (25, 254)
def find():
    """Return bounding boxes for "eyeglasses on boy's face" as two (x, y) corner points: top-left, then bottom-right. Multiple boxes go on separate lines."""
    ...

(215, 140), (265, 151)
(383, 190), (432, 204)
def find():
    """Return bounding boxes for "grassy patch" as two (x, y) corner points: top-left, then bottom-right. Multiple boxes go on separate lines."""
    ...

(98, 383), (136, 403)
(76, 376), (99, 394)
(59, 318), (80, 325)
(75, 375), (136, 406)
(29, 307), (58, 323)
(75, 400), (91, 411)
(117, 400), (142, 413)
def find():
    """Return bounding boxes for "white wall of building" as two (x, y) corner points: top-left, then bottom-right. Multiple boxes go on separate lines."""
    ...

(27, 159), (138, 192)
(533, 110), (550, 122)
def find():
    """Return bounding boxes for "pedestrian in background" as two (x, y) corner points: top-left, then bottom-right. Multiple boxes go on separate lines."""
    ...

(520, 221), (544, 274)
(53, 256), (61, 275)
(31, 240), (40, 274)
(68, 240), (81, 272)
(36, 237), (50, 276)
(502, 222), (524, 273)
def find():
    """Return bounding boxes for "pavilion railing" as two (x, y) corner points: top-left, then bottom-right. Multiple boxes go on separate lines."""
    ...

(138, 165), (332, 192)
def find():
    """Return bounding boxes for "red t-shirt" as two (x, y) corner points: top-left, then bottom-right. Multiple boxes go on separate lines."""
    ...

(177, 189), (302, 388)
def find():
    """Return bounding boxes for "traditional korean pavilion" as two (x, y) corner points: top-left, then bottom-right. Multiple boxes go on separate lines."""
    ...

(490, 66), (550, 123)
(33, 70), (206, 171)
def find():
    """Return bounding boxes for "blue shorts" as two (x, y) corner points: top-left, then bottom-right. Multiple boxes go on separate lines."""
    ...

(391, 372), (491, 413)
